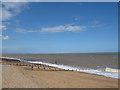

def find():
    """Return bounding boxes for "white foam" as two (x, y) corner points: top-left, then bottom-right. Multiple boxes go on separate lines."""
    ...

(2, 57), (120, 79)
(0, 64), (3, 66)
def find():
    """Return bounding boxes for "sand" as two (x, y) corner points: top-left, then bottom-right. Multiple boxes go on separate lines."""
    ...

(2, 64), (118, 88)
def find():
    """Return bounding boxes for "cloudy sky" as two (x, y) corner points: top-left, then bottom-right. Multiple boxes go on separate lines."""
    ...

(1, 2), (118, 53)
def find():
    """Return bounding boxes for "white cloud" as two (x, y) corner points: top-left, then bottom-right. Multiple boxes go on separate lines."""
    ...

(15, 28), (28, 33)
(3, 36), (9, 40)
(0, 35), (9, 40)
(41, 24), (87, 33)
(2, 36), (9, 40)
(0, 2), (29, 40)
(0, 25), (7, 30)
(2, 8), (12, 20)
(14, 20), (106, 34)
(15, 28), (38, 33)
(1, 2), (29, 21)
(27, 30), (38, 32)
(15, 24), (87, 33)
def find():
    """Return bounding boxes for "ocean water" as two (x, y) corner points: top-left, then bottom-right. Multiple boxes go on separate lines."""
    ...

(2, 53), (119, 79)
(2, 53), (118, 69)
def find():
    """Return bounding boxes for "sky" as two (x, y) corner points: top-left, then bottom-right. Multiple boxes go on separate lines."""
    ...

(1, 2), (118, 53)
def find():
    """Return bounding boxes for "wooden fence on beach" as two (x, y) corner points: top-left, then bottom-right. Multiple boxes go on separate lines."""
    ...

(1, 58), (67, 71)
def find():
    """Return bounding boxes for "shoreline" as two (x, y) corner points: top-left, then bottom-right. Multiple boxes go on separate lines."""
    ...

(1, 57), (119, 79)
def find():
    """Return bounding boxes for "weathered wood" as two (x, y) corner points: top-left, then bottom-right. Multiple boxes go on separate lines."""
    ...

(2, 58), (68, 71)
(38, 66), (39, 69)
(31, 65), (33, 70)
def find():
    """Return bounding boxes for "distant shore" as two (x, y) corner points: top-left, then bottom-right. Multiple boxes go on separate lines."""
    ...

(2, 60), (118, 88)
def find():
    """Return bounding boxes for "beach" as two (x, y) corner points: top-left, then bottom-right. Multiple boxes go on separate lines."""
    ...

(1, 1), (118, 89)
(2, 53), (119, 79)
(2, 63), (118, 88)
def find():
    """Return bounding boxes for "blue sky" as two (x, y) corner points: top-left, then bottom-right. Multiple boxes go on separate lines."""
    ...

(2, 2), (118, 53)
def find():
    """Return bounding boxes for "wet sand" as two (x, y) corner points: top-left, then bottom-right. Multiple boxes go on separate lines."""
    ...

(2, 64), (118, 88)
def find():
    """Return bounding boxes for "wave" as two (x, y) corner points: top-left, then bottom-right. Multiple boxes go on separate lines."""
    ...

(2, 56), (120, 79)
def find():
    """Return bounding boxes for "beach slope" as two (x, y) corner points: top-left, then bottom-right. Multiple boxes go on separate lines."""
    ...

(2, 65), (118, 88)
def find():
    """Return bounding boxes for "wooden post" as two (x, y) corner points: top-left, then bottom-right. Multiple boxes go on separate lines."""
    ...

(38, 65), (39, 69)
(49, 67), (51, 71)
(31, 65), (33, 70)
(43, 66), (45, 70)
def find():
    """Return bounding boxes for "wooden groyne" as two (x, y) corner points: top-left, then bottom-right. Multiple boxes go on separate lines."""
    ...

(1, 57), (67, 71)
